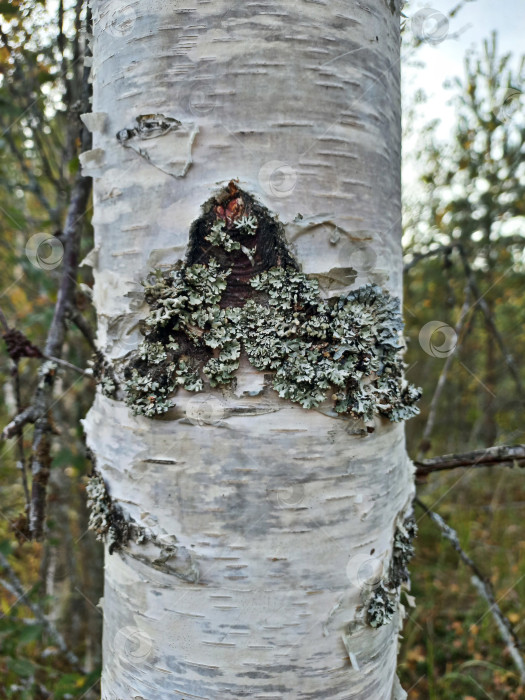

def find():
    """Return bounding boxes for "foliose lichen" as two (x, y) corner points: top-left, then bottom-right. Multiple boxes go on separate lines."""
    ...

(366, 514), (418, 628)
(367, 582), (397, 628)
(86, 473), (144, 553)
(90, 350), (118, 399)
(390, 515), (418, 588)
(121, 181), (421, 422)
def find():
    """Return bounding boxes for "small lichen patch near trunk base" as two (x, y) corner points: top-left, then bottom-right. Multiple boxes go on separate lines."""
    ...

(118, 182), (421, 423)
(367, 515), (418, 628)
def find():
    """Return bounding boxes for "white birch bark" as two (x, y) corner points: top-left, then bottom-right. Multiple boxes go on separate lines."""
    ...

(82, 0), (413, 697)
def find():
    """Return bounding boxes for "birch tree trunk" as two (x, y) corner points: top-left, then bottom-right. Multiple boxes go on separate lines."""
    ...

(82, 1), (414, 697)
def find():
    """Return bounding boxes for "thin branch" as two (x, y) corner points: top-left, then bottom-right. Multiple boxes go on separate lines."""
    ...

(13, 366), (31, 510)
(415, 444), (525, 478)
(2, 127), (57, 225)
(0, 307), (8, 332)
(415, 497), (525, 683)
(0, 551), (81, 670)
(66, 305), (97, 351)
(1, 406), (37, 441)
(405, 243), (524, 398)
(458, 247), (524, 397)
(42, 353), (92, 378)
(403, 244), (456, 272)
(417, 285), (472, 459)
(29, 172), (92, 539)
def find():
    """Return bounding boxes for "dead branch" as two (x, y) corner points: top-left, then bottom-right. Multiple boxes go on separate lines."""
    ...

(66, 305), (97, 351)
(415, 444), (525, 478)
(415, 497), (525, 683)
(29, 172), (92, 539)
(0, 551), (81, 670)
(1, 406), (37, 441)
(458, 247), (524, 397)
(416, 285), (472, 459)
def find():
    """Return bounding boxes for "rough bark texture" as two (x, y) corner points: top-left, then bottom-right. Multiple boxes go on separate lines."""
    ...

(83, 1), (412, 697)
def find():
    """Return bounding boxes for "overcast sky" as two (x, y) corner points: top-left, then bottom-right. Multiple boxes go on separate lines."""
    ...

(401, 0), (523, 194)
(402, 0), (523, 139)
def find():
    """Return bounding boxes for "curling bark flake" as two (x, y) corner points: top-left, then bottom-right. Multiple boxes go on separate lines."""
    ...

(83, 1), (414, 698)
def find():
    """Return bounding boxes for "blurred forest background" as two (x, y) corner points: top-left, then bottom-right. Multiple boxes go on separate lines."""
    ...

(0, 1), (523, 698)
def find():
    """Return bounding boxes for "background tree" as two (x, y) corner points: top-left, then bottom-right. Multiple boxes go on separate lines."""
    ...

(400, 30), (525, 700)
(0, 2), (100, 698)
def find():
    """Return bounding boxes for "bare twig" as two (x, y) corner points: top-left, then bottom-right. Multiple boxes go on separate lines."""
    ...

(1, 406), (37, 441)
(415, 444), (525, 478)
(0, 0), (93, 543)
(403, 244), (456, 272)
(29, 172), (92, 539)
(415, 497), (525, 682)
(13, 367), (31, 509)
(406, 243), (524, 399)
(458, 247), (524, 397)
(66, 305), (97, 351)
(42, 353), (92, 377)
(0, 551), (81, 670)
(417, 286), (472, 459)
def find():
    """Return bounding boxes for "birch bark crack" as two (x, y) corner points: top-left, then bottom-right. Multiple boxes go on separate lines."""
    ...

(85, 1), (412, 697)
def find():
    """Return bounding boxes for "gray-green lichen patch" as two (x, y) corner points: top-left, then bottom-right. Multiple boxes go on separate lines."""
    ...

(85, 473), (199, 578)
(121, 181), (421, 423)
(86, 472), (145, 553)
(90, 350), (118, 399)
(367, 582), (396, 628)
(367, 515), (418, 628)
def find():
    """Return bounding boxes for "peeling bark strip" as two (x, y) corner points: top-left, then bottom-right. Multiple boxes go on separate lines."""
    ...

(121, 183), (420, 423)
(86, 0), (412, 697)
